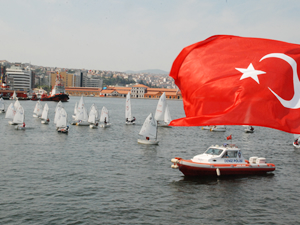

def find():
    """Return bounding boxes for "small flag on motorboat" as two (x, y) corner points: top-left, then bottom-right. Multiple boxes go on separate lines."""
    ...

(227, 134), (232, 140)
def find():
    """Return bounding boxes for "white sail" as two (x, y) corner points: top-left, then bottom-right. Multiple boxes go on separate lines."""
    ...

(125, 92), (132, 121)
(54, 101), (63, 124)
(75, 95), (88, 122)
(74, 102), (78, 115)
(0, 98), (5, 110)
(100, 106), (109, 122)
(155, 92), (166, 122)
(164, 105), (172, 125)
(139, 113), (157, 139)
(14, 99), (20, 109)
(88, 104), (97, 124)
(5, 103), (15, 119)
(33, 100), (43, 117)
(56, 108), (67, 128)
(41, 103), (49, 120)
(12, 91), (17, 100)
(13, 105), (25, 124)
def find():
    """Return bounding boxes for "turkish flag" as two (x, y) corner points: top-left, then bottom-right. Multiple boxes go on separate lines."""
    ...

(227, 135), (232, 140)
(169, 35), (300, 133)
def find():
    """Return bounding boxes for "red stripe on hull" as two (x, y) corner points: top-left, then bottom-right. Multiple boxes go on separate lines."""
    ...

(179, 164), (275, 177)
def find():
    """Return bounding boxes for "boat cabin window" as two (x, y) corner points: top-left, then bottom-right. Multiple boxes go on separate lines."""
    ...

(205, 148), (223, 156)
(222, 151), (238, 158)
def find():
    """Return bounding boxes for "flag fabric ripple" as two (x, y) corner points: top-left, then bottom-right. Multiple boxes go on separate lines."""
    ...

(169, 35), (300, 133)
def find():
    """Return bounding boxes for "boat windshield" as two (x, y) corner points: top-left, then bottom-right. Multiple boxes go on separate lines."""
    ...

(205, 148), (223, 156)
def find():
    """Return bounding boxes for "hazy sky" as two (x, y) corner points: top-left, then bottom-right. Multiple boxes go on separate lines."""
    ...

(1, 0), (300, 72)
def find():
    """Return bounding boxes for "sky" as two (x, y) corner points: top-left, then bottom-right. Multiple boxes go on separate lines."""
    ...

(1, 0), (300, 72)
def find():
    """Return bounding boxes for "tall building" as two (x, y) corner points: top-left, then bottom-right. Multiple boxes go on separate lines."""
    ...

(74, 70), (102, 88)
(5, 63), (33, 91)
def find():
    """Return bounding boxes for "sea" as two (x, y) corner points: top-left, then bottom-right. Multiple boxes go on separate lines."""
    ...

(0, 96), (300, 225)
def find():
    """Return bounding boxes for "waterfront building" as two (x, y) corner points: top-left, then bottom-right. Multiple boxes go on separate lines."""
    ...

(65, 87), (102, 96)
(5, 63), (34, 91)
(99, 85), (182, 99)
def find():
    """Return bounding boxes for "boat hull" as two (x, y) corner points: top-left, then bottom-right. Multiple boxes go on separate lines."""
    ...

(89, 124), (98, 129)
(174, 160), (275, 177)
(293, 143), (300, 148)
(76, 121), (90, 126)
(41, 120), (49, 124)
(40, 93), (69, 102)
(137, 139), (159, 145)
(125, 121), (135, 125)
(15, 125), (25, 130)
(100, 123), (111, 128)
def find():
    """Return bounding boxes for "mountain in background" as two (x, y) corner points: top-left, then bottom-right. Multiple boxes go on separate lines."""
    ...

(124, 69), (169, 75)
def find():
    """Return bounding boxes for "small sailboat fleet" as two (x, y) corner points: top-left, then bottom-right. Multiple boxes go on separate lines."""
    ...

(138, 113), (159, 145)
(125, 92), (136, 125)
(41, 103), (50, 124)
(0, 98), (5, 113)
(154, 92), (172, 127)
(33, 100), (43, 118)
(100, 106), (111, 128)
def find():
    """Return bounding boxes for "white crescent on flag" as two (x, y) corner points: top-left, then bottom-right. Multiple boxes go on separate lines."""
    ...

(260, 53), (300, 109)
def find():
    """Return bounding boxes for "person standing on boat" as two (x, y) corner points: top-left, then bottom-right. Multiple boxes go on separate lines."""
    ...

(104, 117), (107, 124)
(22, 122), (25, 128)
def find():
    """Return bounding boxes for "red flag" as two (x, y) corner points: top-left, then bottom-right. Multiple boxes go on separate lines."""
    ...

(227, 135), (232, 140)
(169, 35), (300, 133)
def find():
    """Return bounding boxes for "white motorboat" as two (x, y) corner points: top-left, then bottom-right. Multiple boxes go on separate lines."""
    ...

(171, 144), (276, 177)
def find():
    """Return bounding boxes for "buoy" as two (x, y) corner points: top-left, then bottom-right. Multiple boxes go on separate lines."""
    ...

(216, 168), (221, 176)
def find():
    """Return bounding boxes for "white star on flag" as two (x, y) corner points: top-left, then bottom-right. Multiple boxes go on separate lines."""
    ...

(236, 63), (266, 84)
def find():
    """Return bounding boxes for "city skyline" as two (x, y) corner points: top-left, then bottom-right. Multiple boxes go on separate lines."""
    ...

(1, 0), (300, 72)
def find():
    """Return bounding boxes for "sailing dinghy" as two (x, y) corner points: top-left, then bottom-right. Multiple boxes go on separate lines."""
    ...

(293, 134), (300, 148)
(154, 92), (171, 127)
(33, 100), (43, 118)
(100, 106), (111, 128)
(75, 95), (89, 126)
(6, 103), (16, 125)
(41, 103), (50, 124)
(125, 92), (136, 125)
(88, 104), (99, 129)
(138, 113), (159, 145)
(0, 98), (5, 113)
(56, 108), (69, 133)
(14, 105), (26, 130)
(243, 125), (254, 133)
(210, 125), (226, 132)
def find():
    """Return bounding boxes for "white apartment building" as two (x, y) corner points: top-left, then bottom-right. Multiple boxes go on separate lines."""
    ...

(6, 64), (32, 91)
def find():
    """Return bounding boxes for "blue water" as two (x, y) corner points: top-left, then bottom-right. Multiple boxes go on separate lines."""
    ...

(0, 97), (299, 224)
